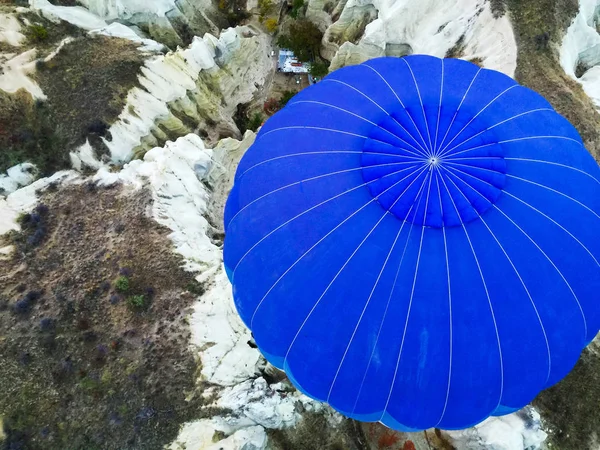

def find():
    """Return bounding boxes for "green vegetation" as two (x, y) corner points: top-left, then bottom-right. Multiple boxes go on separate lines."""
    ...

(279, 90), (297, 107)
(115, 276), (130, 292)
(489, 0), (507, 18)
(218, 0), (251, 26)
(247, 112), (264, 132)
(127, 294), (146, 309)
(186, 280), (206, 297)
(265, 17), (278, 33)
(0, 90), (68, 175)
(309, 60), (329, 78)
(289, 0), (305, 18)
(26, 24), (48, 42)
(258, 0), (274, 19)
(277, 19), (323, 62)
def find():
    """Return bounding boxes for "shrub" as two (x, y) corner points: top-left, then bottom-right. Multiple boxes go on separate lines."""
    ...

(264, 98), (280, 115)
(186, 280), (205, 297)
(127, 295), (146, 309)
(115, 276), (129, 293)
(247, 112), (263, 131)
(279, 90), (296, 107)
(265, 18), (278, 33)
(309, 60), (329, 78)
(27, 24), (48, 43)
(290, 0), (305, 18)
(258, 0), (274, 17)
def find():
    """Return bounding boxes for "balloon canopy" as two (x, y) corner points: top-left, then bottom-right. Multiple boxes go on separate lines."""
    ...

(223, 55), (600, 431)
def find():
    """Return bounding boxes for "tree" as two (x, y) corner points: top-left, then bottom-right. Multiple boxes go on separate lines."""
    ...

(265, 18), (278, 33)
(309, 60), (329, 78)
(289, 0), (304, 18)
(276, 19), (323, 62)
(258, 0), (273, 18)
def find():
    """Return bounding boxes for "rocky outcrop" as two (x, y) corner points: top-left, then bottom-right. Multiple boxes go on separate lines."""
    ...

(560, 0), (600, 108)
(316, 0), (517, 76)
(80, 26), (272, 165)
(75, 0), (224, 47)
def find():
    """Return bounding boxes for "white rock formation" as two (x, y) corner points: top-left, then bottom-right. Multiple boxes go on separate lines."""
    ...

(317, 0), (517, 77)
(560, 0), (600, 108)
(0, 170), (77, 235)
(75, 0), (222, 47)
(445, 407), (548, 450)
(29, 0), (108, 30)
(92, 26), (271, 164)
(0, 13), (25, 46)
(0, 163), (37, 196)
(0, 49), (44, 98)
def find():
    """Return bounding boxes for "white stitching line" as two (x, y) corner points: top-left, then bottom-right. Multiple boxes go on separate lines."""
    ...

(238, 151), (417, 178)
(279, 168), (431, 363)
(228, 160), (421, 228)
(249, 165), (430, 327)
(506, 174), (600, 221)
(380, 169), (435, 420)
(360, 63), (432, 154)
(439, 108), (554, 158)
(443, 166), (589, 339)
(436, 85), (519, 158)
(436, 67), (482, 154)
(503, 158), (600, 185)
(349, 202), (421, 416)
(434, 59), (444, 153)
(446, 135), (583, 159)
(291, 100), (426, 157)
(437, 171), (505, 412)
(325, 173), (432, 403)
(441, 167), (552, 386)
(402, 58), (434, 156)
(323, 78), (430, 156)
(433, 171), (453, 427)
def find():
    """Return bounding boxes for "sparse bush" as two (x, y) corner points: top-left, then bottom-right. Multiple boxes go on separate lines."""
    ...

(258, 0), (274, 18)
(13, 291), (41, 315)
(264, 98), (280, 115)
(186, 280), (205, 297)
(445, 34), (466, 58)
(39, 317), (55, 331)
(27, 24), (48, 42)
(115, 276), (130, 293)
(490, 0), (506, 18)
(265, 18), (278, 33)
(248, 112), (263, 131)
(127, 295), (146, 309)
(279, 90), (296, 107)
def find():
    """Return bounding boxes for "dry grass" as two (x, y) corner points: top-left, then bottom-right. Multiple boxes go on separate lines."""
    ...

(0, 184), (204, 449)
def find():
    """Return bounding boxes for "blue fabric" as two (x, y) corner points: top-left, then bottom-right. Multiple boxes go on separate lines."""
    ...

(223, 55), (600, 431)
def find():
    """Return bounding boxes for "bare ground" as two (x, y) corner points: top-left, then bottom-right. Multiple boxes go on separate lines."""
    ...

(0, 182), (205, 449)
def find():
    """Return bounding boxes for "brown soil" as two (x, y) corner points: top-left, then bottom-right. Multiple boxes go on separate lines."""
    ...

(0, 182), (205, 449)
(0, 26), (144, 176)
(507, 0), (600, 161)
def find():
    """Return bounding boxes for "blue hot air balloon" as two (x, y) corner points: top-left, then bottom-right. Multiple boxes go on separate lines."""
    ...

(223, 55), (600, 431)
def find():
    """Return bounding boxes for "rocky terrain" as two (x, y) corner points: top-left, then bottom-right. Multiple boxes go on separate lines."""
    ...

(1, 0), (600, 449)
